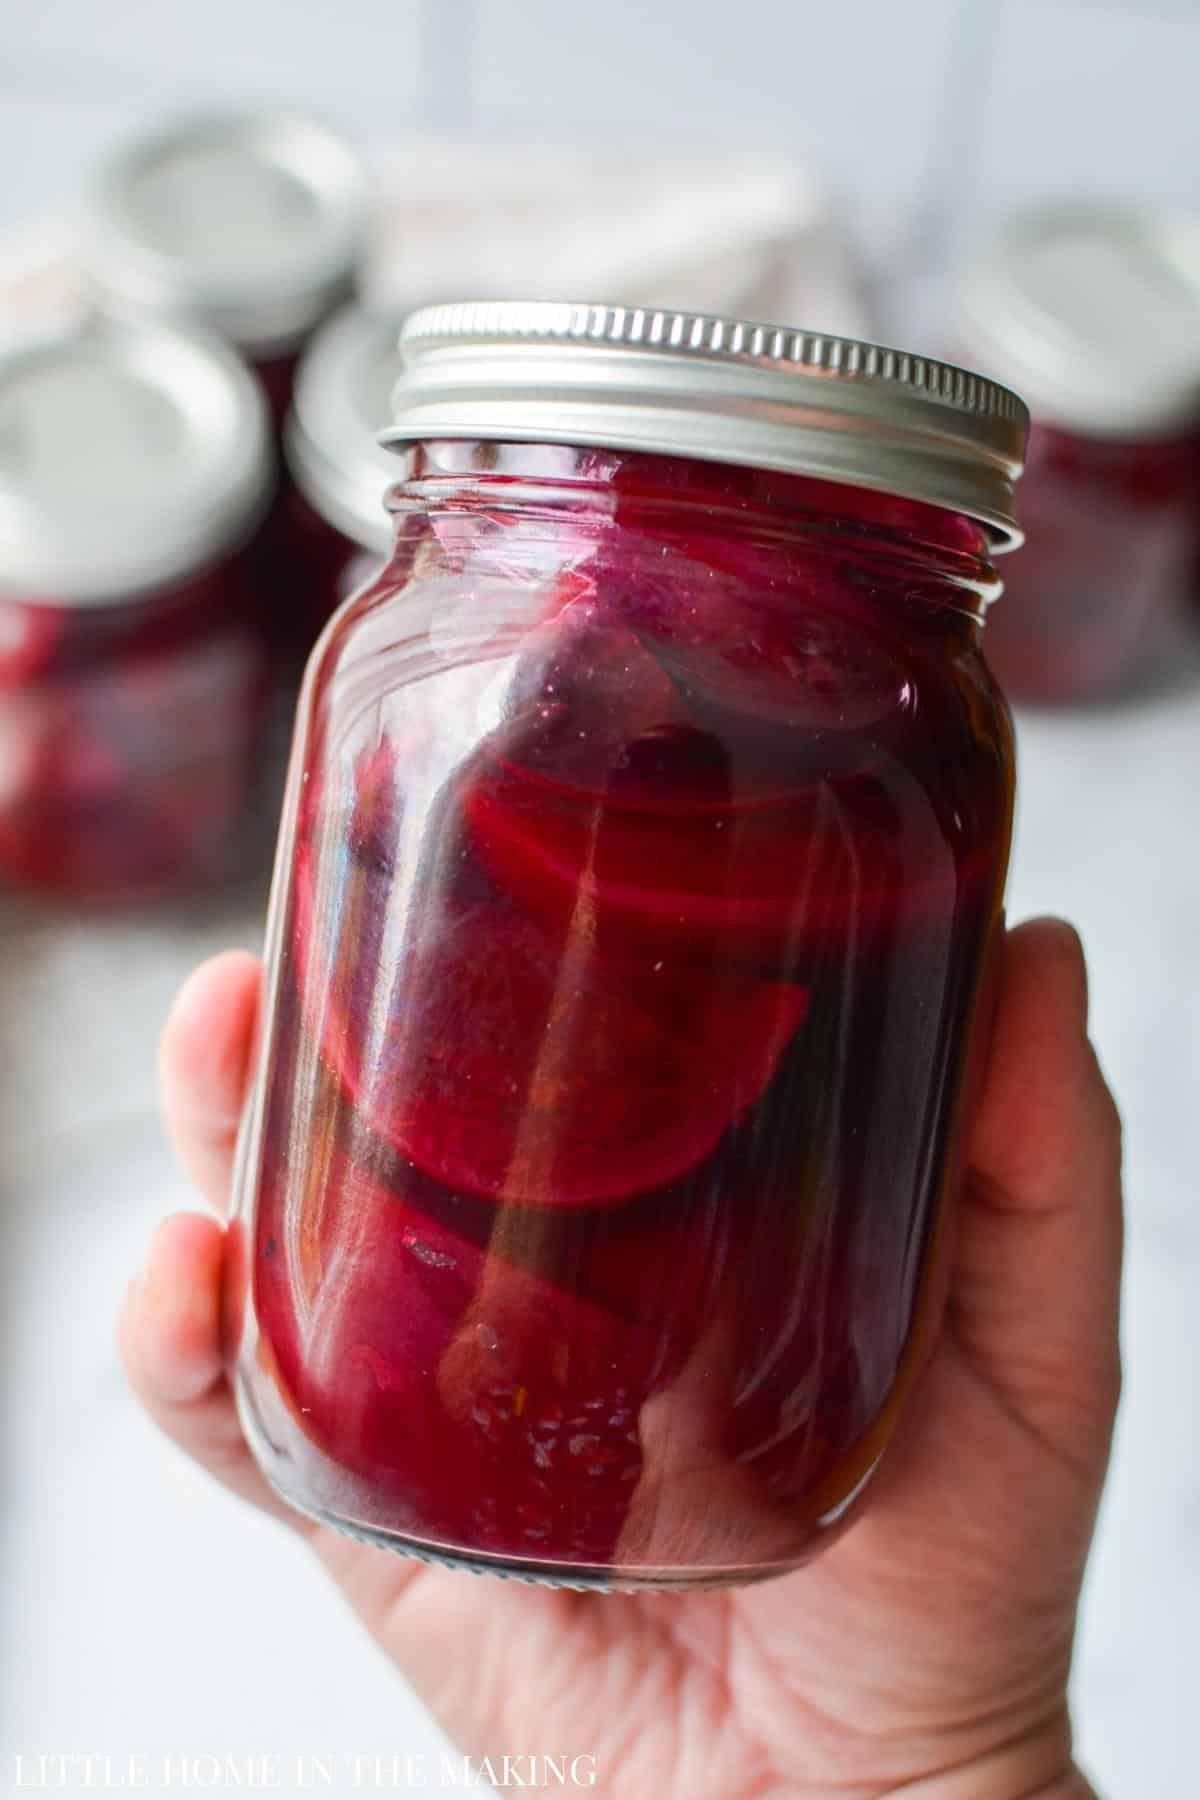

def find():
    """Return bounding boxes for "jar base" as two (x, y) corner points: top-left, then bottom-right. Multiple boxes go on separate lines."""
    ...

(236, 1375), (837, 1594)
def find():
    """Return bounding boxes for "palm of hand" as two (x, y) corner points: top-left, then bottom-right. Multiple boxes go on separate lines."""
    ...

(125, 920), (1117, 1800)
(312, 1308), (1102, 1798)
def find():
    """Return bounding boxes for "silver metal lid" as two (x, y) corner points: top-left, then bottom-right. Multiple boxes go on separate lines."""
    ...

(285, 304), (401, 553)
(384, 300), (1029, 548)
(85, 113), (367, 357)
(957, 203), (1200, 440)
(0, 317), (273, 604)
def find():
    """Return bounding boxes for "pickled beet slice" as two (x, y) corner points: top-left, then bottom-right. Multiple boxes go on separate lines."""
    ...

(493, 565), (914, 814)
(474, 1180), (730, 1391)
(465, 752), (900, 961)
(437, 1229), (671, 1563)
(292, 846), (807, 1208)
(254, 1152), (702, 1561)
(331, 1127), (730, 1384)
(466, 570), (950, 962)
(254, 1152), (482, 1532)
(644, 590), (917, 764)
(497, 598), (697, 801)
(582, 532), (919, 771)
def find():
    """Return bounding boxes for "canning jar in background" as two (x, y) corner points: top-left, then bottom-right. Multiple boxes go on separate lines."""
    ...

(956, 204), (1200, 703)
(83, 113), (367, 429)
(0, 319), (275, 903)
(230, 302), (1026, 1589)
(280, 306), (401, 650)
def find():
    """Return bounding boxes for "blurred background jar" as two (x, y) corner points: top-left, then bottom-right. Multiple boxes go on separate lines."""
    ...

(81, 112), (367, 429)
(954, 204), (1200, 703)
(0, 317), (275, 904)
(280, 305), (401, 651)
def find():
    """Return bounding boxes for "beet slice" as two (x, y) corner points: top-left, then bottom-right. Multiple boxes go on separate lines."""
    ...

(253, 1151), (710, 1561)
(463, 570), (953, 964)
(464, 752), (895, 962)
(386, 911), (806, 1208)
(495, 598), (700, 802)
(641, 584), (918, 776)
(293, 834), (808, 1208)
(253, 1149), (483, 1536)
(580, 526), (919, 755)
(473, 1174), (733, 1395)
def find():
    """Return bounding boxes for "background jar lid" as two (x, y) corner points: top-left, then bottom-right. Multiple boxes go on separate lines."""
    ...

(385, 300), (1029, 548)
(0, 317), (273, 604)
(84, 112), (367, 359)
(285, 305), (401, 555)
(956, 203), (1200, 441)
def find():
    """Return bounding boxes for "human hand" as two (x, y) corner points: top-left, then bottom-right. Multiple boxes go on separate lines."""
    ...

(120, 918), (1119, 1798)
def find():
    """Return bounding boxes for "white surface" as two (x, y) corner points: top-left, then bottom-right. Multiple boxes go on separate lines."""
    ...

(1006, 637), (1200, 1796)
(0, 891), (465, 1788)
(1, 0), (1197, 257)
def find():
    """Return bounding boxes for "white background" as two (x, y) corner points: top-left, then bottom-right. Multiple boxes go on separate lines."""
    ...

(2, 0), (1200, 259)
(2, 3), (1199, 1795)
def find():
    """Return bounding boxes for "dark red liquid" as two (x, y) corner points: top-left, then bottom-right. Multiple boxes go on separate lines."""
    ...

(985, 422), (1200, 702)
(252, 350), (303, 432)
(260, 484), (384, 659)
(240, 446), (1013, 1583)
(0, 556), (275, 903)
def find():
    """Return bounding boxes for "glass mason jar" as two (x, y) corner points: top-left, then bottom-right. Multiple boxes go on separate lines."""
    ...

(0, 319), (275, 903)
(280, 306), (401, 651)
(957, 204), (1200, 703)
(231, 302), (1026, 1589)
(83, 112), (367, 430)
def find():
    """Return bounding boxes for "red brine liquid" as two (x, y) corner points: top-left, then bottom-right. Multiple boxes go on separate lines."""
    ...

(983, 423), (1200, 702)
(0, 559), (273, 903)
(252, 350), (302, 432)
(240, 447), (1013, 1584)
(259, 485), (385, 661)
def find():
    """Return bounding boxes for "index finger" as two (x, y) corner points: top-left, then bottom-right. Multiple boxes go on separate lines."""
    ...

(158, 949), (262, 1213)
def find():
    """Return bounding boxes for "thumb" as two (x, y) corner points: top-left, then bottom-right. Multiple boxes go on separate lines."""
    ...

(951, 917), (1123, 1483)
